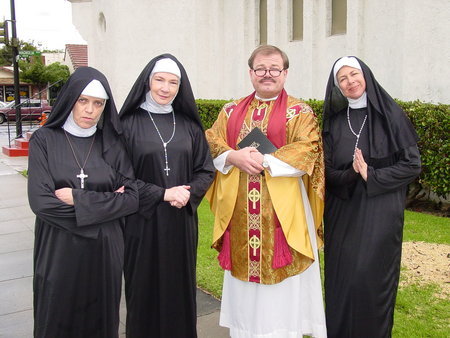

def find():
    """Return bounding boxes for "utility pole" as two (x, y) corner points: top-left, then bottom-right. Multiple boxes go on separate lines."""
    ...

(10, 0), (22, 138)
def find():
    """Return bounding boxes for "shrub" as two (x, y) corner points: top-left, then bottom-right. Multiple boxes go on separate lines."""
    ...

(196, 99), (449, 198)
(398, 100), (449, 197)
(196, 99), (229, 130)
(304, 99), (324, 125)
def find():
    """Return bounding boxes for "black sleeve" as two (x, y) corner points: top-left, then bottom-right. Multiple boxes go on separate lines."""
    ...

(324, 134), (360, 199)
(27, 132), (79, 231)
(185, 125), (215, 214)
(120, 113), (166, 219)
(72, 173), (139, 226)
(135, 179), (165, 219)
(366, 145), (421, 197)
(28, 131), (139, 231)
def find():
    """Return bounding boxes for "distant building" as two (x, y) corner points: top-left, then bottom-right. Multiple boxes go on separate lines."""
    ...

(0, 66), (35, 102)
(68, 0), (450, 105)
(64, 44), (88, 72)
(42, 45), (88, 73)
(42, 52), (66, 66)
(0, 52), (65, 102)
(0, 44), (88, 103)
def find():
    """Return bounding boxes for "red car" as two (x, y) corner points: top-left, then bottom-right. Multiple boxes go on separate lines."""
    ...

(0, 99), (52, 124)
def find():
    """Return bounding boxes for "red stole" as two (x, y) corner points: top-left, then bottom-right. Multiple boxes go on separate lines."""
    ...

(218, 89), (293, 278)
(226, 89), (288, 149)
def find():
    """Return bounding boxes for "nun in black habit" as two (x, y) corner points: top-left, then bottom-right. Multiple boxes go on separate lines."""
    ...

(119, 54), (215, 337)
(322, 56), (421, 337)
(27, 67), (143, 338)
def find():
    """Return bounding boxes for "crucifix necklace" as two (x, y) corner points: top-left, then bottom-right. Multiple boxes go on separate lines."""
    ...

(147, 110), (176, 176)
(64, 130), (96, 189)
(347, 106), (367, 159)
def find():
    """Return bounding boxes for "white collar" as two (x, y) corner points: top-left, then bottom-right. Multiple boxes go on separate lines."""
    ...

(140, 92), (173, 114)
(255, 94), (278, 102)
(348, 92), (367, 109)
(62, 111), (97, 137)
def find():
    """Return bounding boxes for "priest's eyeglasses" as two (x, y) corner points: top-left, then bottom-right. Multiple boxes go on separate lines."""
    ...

(252, 68), (284, 77)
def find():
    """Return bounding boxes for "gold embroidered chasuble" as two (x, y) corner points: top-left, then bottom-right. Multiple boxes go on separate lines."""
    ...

(206, 95), (324, 285)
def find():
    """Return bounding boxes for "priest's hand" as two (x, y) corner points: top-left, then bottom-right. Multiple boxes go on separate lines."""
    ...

(226, 147), (264, 175)
(354, 148), (368, 181)
(164, 185), (191, 208)
(250, 150), (264, 166)
(55, 188), (74, 205)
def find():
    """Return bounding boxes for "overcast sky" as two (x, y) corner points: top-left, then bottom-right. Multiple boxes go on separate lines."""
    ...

(0, 0), (86, 50)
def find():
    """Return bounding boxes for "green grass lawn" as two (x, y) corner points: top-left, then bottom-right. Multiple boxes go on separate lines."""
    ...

(196, 199), (224, 297)
(196, 200), (449, 336)
(403, 210), (449, 244)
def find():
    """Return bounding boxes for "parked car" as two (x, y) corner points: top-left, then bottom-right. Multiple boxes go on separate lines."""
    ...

(0, 99), (52, 124)
(0, 101), (7, 108)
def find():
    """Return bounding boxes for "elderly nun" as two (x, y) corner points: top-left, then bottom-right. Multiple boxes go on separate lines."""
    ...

(119, 54), (214, 338)
(322, 56), (421, 338)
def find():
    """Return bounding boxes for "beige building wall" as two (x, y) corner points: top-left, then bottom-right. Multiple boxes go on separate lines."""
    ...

(42, 52), (66, 66)
(69, 0), (450, 107)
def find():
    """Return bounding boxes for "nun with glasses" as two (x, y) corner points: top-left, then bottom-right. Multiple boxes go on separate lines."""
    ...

(119, 54), (214, 337)
(322, 56), (421, 337)
(28, 67), (142, 337)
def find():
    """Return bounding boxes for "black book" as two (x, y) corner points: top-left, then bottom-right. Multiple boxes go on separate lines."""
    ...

(237, 127), (277, 154)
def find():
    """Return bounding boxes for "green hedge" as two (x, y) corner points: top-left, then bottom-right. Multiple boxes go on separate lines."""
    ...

(397, 101), (449, 197)
(196, 99), (230, 130)
(196, 99), (449, 198)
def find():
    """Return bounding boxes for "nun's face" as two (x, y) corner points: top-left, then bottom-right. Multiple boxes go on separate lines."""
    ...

(336, 66), (366, 100)
(150, 72), (180, 105)
(72, 95), (106, 129)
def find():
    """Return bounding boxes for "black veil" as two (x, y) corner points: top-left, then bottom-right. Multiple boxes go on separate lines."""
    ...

(323, 56), (418, 159)
(43, 66), (132, 177)
(119, 53), (203, 129)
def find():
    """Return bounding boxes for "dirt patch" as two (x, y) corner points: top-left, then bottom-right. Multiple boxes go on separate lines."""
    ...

(400, 241), (450, 298)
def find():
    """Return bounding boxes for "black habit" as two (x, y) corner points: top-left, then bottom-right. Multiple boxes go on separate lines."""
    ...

(28, 67), (141, 338)
(322, 58), (421, 338)
(119, 54), (215, 338)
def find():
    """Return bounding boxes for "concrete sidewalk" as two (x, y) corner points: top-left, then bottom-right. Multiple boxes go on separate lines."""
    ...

(0, 151), (229, 337)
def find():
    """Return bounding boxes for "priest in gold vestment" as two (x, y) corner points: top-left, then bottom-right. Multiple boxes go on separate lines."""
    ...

(206, 45), (327, 337)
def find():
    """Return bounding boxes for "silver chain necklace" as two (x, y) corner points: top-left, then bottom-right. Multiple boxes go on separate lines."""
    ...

(64, 130), (96, 189)
(346, 106), (367, 159)
(146, 110), (176, 176)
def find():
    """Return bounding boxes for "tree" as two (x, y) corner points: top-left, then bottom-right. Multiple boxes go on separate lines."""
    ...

(44, 62), (71, 86)
(0, 40), (37, 66)
(19, 58), (70, 92)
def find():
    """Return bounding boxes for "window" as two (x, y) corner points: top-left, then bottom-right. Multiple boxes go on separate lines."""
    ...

(331, 0), (347, 35)
(260, 0), (267, 44)
(292, 0), (303, 41)
(97, 12), (106, 35)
